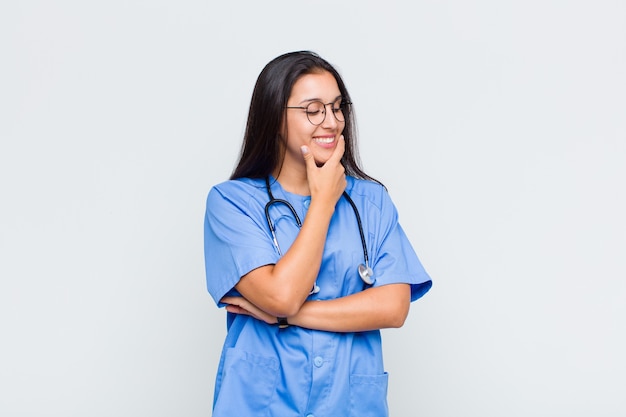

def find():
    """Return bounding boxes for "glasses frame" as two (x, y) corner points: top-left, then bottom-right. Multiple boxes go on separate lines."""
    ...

(285, 100), (352, 126)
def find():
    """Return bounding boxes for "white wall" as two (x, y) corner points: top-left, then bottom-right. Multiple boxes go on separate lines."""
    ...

(1, 1), (624, 416)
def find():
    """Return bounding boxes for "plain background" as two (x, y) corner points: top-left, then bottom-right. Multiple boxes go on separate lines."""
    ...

(1, 1), (625, 416)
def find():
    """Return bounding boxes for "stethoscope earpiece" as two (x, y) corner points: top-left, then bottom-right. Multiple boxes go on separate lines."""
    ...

(358, 264), (375, 285)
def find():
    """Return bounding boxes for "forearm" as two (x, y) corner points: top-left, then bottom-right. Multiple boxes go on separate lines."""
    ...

(288, 284), (411, 332)
(236, 201), (335, 317)
(234, 139), (347, 317)
(276, 199), (334, 276)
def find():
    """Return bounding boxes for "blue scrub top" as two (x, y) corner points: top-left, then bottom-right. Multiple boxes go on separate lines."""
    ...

(204, 176), (432, 417)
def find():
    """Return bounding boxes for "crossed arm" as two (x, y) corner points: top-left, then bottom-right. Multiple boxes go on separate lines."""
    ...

(222, 282), (411, 332)
(220, 138), (411, 332)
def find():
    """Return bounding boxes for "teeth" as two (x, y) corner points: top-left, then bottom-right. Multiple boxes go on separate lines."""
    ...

(314, 137), (334, 144)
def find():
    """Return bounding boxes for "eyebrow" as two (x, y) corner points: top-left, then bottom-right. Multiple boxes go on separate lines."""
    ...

(298, 95), (343, 105)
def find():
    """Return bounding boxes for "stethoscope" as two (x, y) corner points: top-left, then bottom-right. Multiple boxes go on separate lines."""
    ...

(264, 177), (374, 294)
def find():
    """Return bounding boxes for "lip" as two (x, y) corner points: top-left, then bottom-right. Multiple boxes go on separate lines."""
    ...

(312, 135), (337, 148)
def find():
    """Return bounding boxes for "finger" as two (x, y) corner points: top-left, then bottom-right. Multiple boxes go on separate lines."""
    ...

(221, 296), (247, 309)
(327, 135), (346, 165)
(225, 305), (247, 315)
(221, 296), (235, 305)
(301, 145), (316, 173)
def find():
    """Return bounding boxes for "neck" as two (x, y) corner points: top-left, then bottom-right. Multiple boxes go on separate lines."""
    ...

(273, 165), (310, 196)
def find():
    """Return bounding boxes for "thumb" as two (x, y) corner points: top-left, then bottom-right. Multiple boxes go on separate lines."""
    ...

(301, 145), (316, 171)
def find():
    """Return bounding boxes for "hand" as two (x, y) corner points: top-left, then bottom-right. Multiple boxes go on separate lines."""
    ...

(221, 296), (278, 325)
(301, 135), (346, 207)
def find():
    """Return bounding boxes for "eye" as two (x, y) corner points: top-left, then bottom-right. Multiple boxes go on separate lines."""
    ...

(305, 101), (325, 115)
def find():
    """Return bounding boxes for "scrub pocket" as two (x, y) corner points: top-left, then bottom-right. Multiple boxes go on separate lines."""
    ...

(349, 372), (389, 417)
(213, 348), (279, 417)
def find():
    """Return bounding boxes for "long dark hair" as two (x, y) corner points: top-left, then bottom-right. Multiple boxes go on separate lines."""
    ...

(230, 51), (377, 183)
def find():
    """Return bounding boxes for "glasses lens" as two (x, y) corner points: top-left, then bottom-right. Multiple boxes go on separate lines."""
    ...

(305, 100), (347, 125)
(334, 99), (346, 122)
(305, 101), (325, 125)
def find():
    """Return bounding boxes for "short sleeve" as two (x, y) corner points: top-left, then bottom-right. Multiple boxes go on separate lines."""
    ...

(370, 188), (432, 302)
(204, 182), (279, 306)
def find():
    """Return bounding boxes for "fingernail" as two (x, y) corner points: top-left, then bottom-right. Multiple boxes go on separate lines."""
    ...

(301, 145), (309, 154)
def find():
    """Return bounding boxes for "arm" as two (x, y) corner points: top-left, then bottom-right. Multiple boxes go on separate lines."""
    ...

(233, 138), (347, 318)
(289, 283), (411, 332)
(222, 283), (411, 333)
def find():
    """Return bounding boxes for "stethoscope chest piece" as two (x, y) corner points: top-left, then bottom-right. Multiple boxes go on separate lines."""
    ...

(358, 264), (375, 285)
(310, 283), (321, 294)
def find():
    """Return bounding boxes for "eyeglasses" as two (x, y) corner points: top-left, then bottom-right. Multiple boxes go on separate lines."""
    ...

(286, 99), (351, 126)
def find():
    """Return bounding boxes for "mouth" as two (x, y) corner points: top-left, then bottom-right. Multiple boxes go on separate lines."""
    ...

(312, 136), (336, 147)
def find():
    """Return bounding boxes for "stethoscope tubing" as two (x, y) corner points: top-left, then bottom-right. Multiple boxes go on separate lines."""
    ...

(341, 189), (370, 269)
(264, 177), (373, 286)
(264, 196), (301, 257)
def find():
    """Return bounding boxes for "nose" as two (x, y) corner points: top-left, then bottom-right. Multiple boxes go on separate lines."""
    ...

(320, 103), (339, 129)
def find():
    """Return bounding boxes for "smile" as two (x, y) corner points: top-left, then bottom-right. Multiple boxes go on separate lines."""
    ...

(313, 137), (335, 144)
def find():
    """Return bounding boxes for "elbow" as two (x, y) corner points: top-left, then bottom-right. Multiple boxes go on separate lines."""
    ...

(386, 297), (410, 328)
(273, 302), (302, 319)
(235, 265), (307, 318)
(388, 308), (409, 328)
(268, 291), (305, 318)
(368, 284), (411, 328)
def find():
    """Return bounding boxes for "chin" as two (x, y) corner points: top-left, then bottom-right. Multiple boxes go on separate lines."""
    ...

(313, 158), (330, 167)
(312, 152), (332, 167)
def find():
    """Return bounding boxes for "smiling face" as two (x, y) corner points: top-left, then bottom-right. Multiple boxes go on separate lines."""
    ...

(280, 70), (345, 174)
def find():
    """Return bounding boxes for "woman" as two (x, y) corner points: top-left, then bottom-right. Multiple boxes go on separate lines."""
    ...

(204, 51), (432, 416)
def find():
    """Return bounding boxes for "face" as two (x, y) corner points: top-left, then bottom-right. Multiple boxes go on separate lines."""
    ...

(281, 70), (345, 171)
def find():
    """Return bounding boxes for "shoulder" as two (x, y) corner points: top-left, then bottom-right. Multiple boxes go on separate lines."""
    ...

(346, 176), (389, 209)
(210, 177), (265, 194)
(207, 177), (266, 204)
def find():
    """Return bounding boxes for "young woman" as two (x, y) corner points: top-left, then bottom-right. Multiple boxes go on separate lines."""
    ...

(204, 51), (432, 416)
